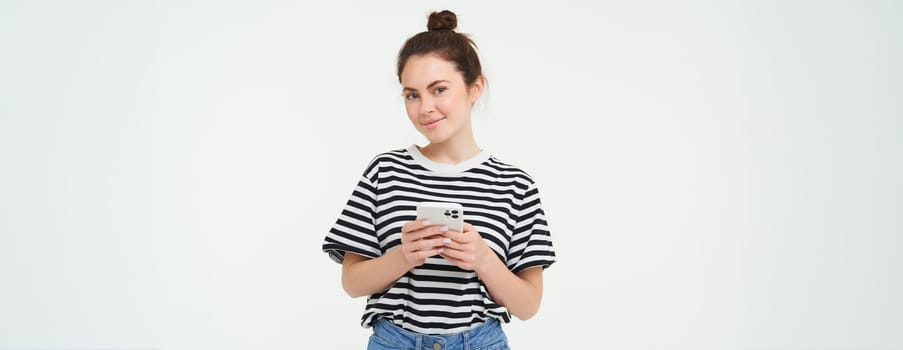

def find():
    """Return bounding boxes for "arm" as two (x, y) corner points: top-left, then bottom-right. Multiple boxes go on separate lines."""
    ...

(341, 219), (449, 298)
(439, 223), (546, 320)
(341, 249), (413, 298)
(475, 257), (544, 320)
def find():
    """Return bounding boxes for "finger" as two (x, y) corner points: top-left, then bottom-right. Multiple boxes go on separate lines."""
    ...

(405, 235), (446, 252)
(438, 247), (468, 261)
(438, 252), (460, 265)
(417, 237), (451, 251)
(402, 218), (433, 233)
(439, 240), (466, 251)
(442, 229), (470, 243)
(415, 247), (444, 259)
(401, 228), (437, 245)
(463, 222), (475, 232)
(410, 224), (450, 241)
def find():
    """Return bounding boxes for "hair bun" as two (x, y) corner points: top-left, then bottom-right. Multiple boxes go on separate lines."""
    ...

(427, 10), (457, 31)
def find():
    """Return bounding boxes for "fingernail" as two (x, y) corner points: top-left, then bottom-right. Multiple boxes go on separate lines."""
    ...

(423, 219), (431, 226)
(439, 226), (448, 232)
(437, 248), (444, 254)
(441, 238), (451, 244)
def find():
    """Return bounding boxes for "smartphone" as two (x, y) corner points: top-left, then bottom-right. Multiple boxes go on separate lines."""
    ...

(416, 202), (464, 232)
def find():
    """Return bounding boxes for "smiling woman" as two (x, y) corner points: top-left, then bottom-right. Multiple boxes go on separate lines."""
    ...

(401, 54), (484, 148)
(398, 10), (485, 162)
(321, 9), (556, 350)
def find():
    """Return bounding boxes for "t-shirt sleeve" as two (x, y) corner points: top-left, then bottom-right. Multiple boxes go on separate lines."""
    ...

(321, 160), (382, 264)
(507, 180), (557, 273)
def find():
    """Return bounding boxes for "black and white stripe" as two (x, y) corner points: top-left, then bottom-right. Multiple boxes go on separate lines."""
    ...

(323, 145), (556, 334)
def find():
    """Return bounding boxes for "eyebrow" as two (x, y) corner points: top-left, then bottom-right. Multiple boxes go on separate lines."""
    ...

(402, 80), (449, 92)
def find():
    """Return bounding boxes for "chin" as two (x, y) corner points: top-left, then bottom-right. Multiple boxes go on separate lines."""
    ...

(422, 132), (451, 144)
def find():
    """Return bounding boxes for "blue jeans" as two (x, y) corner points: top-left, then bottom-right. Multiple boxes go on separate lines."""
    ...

(368, 318), (510, 350)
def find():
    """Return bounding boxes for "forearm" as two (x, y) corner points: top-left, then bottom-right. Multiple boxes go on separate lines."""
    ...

(342, 249), (414, 298)
(475, 254), (544, 320)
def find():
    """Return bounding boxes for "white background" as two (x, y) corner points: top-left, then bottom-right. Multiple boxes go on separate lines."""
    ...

(1, 1), (901, 349)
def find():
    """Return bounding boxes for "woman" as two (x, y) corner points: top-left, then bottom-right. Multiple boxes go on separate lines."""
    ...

(322, 10), (556, 350)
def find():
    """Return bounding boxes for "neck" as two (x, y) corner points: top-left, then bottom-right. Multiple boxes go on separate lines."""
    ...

(420, 128), (481, 165)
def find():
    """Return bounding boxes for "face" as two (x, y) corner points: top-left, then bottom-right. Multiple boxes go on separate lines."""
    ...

(400, 54), (483, 144)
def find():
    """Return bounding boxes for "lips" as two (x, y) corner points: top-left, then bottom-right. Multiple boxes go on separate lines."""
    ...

(421, 117), (446, 128)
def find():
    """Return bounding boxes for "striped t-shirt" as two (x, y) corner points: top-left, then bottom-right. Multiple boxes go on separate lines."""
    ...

(322, 144), (556, 335)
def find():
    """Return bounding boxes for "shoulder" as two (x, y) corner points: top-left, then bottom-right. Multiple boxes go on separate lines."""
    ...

(368, 148), (411, 165)
(482, 155), (538, 188)
(360, 148), (415, 178)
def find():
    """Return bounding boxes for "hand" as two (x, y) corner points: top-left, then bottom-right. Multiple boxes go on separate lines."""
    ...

(439, 222), (492, 271)
(400, 218), (451, 267)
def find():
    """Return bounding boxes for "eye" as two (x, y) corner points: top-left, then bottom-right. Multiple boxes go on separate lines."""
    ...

(433, 86), (447, 94)
(404, 93), (419, 101)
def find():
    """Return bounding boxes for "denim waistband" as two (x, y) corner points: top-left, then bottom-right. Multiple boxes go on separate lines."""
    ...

(371, 318), (506, 350)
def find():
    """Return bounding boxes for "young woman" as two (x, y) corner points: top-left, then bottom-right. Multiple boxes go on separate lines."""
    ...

(322, 10), (556, 350)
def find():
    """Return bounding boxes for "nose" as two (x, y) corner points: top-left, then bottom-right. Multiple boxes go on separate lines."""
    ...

(420, 94), (435, 115)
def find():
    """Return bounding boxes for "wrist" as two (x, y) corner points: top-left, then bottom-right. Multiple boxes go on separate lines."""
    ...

(474, 249), (503, 276)
(389, 246), (418, 271)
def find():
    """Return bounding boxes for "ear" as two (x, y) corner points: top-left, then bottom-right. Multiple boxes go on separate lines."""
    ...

(468, 75), (485, 105)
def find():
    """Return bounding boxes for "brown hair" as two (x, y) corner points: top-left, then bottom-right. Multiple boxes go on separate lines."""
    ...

(397, 10), (483, 86)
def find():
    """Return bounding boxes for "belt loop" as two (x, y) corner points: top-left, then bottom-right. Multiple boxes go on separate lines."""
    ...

(415, 333), (422, 349)
(463, 327), (470, 350)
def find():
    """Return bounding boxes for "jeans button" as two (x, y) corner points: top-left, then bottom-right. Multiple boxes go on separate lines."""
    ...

(432, 342), (441, 350)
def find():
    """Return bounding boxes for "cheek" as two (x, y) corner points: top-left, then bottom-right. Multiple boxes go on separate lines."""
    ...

(404, 102), (419, 120)
(434, 97), (461, 115)
(404, 103), (420, 126)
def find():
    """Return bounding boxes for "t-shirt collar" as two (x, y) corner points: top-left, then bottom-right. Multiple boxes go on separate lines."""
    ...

(406, 144), (490, 174)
